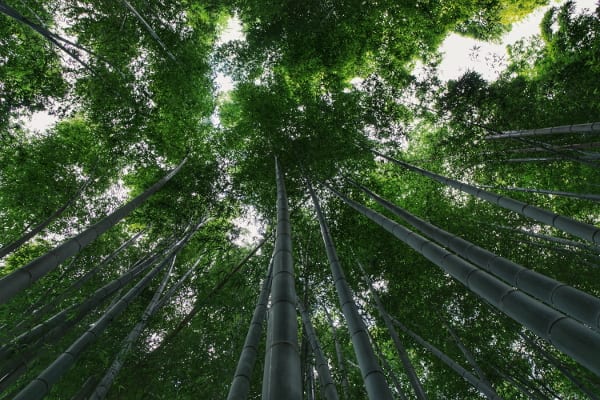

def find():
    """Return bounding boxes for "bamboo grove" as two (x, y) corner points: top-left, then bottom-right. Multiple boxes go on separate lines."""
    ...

(1, 0), (600, 398)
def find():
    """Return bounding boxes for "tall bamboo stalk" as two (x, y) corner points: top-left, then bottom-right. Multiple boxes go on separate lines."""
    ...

(351, 180), (600, 331)
(0, 157), (187, 305)
(0, 177), (92, 259)
(13, 223), (198, 400)
(298, 299), (339, 400)
(323, 306), (350, 400)
(88, 256), (176, 400)
(484, 122), (600, 140)
(161, 234), (268, 350)
(262, 158), (302, 400)
(372, 150), (600, 244)
(11, 230), (145, 337)
(357, 261), (428, 400)
(519, 332), (599, 400)
(227, 260), (273, 400)
(327, 184), (600, 375)
(477, 185), (600, 202)
(391, 317), (502, 400)
(121, 0), (176, 61)
(0, 246), (166, 362)
(444, 323), (493, 388)
(14, 260), (166, 400)
(307, 180), (393, 400)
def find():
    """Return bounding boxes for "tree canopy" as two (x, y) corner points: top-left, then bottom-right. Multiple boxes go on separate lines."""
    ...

(1, 0), (599, 399)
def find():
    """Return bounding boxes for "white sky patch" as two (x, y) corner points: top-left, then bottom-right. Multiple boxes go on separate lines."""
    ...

(232, 205), (265, 247)
(23, 111), (59, 134)
(214, 16), (245, 94)
(427, 0), (598, 82)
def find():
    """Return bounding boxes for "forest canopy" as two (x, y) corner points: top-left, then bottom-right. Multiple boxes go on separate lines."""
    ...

(1, 0), (599, 399)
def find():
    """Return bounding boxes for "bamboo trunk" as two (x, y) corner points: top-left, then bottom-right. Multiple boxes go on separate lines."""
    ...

(445, 323), (493, 388)
(0, 246), (165, 362)
(519, 332), (599, 400)
(392, 318), (502, 400)
(227, 260), (273, 400)
(323, 306), (350, 400)
(357, 261), (428, 400)
(352, 181), (600, 331)
(298, 299), (339, 400)
(328, 183), (600, 375)
(262, 158), (302, 400)
(0, 157), (187, 305)
(13, 223), (198, 400)
(121, 0), (176, 61)
(307, 180), (393, 400)
(484, 122), (600, 139)
(372, 150), (600, 244)
(11, 230), (144, 337)
(477, 185), (600, 202)
(161, 234), (268, 352)
(88, 256), (176, 400)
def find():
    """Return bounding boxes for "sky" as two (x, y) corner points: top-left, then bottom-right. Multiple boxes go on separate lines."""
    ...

(25, 1), (597, 130)
(436, 0), (598, 81)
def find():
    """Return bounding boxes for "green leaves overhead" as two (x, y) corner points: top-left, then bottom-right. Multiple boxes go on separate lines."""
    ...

(1, 0), (600, 399)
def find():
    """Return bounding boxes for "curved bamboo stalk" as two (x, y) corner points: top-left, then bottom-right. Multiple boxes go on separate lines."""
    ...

(357, 261), (428, 400)
(307, 180), (393, 400)
(0, 177), (92, 259)
(10, 230), (145, 337)
(391, 318), (502, 400)
(0, 247), (164, 363)
(327, 184), (600, 375)
(227, 260), (273, 400)
(262, 158), (302, 400)
(351, 180), (600, 331)
(160, 233), (268, 349)
(12, 223), (198, 400)
(89, 256), (176, 400)
(322, 306), (350, 400)
(0, 157), (187, 305)
(372, 150), (600, 244)
(484, 122), (600, 140)
(121, 0), (176, 61)
(519, 332), (599, 400)
(297, 299), (339, 400)
(445, 323), (493, 388)
(477, 185), (600, 202)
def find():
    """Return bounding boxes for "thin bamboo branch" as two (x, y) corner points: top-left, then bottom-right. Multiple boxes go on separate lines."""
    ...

(120, 0), (176, 61)
(357, 261), (428, 400)
(89, 256), (177, 399)
(0, 178), (92, 259)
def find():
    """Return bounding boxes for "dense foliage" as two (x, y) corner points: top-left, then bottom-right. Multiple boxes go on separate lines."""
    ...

(1, 0), (599, 399)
